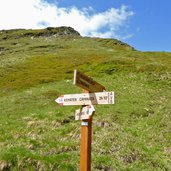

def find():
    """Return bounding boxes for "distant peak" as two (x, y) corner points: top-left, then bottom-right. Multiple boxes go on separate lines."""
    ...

(45, 26), (81, 37)
(0, 26), (81, 39)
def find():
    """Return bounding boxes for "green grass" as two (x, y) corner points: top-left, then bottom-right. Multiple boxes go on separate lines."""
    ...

(0, 27), (171, 170)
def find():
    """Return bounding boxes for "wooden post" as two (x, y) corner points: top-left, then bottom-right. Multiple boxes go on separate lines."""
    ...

(80, 90), (93, 171)
(80, 118), (92, 171)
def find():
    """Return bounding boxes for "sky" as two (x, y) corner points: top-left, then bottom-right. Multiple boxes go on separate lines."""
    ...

(0, 0), (170, 52)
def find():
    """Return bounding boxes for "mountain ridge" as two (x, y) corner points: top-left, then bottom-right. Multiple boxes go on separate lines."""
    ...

(0, 26), (81, 40)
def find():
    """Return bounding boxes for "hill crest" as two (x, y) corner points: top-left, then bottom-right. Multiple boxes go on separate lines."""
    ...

(0, 26), (81, 40)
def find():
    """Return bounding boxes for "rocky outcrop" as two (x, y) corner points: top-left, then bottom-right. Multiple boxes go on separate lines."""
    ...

(0, 26), (81, 40)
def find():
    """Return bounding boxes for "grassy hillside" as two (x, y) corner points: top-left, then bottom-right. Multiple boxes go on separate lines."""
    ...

(0, 27), (171, 171)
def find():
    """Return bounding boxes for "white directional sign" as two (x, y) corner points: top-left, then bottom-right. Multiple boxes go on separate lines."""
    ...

(55, 91), (114, 106)
(75, 105), (95, 120)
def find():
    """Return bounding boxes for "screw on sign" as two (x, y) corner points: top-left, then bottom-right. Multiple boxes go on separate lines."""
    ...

(55, 70), (115, 171)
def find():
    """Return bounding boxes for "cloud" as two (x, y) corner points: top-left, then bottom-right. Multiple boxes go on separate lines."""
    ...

(0, 0), (134, 39)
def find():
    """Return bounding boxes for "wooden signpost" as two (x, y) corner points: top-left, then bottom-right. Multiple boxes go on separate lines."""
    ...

(55, 70), (115, 171)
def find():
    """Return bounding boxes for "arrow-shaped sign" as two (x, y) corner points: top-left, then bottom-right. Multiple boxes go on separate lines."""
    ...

(75, 105), (95, 120)
(55, 91), (114, 106)
(73, 70), (105, 92)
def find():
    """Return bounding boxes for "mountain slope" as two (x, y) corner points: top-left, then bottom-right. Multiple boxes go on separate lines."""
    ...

(0, 27), (171, 170)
